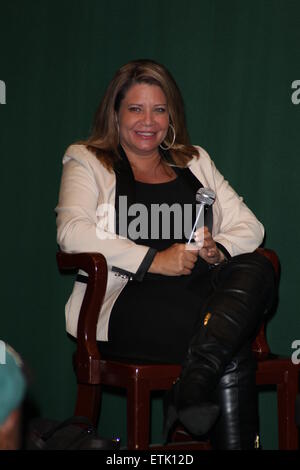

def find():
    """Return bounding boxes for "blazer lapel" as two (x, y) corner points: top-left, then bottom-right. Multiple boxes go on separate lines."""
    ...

(173, 165), (213, 234)
(113, 145), (136, 238)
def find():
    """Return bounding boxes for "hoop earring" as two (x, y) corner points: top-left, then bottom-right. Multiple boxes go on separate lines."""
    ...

(159, 123), (176, 151)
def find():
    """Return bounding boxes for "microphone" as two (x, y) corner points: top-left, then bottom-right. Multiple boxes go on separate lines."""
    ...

(187, 187), (216, 245)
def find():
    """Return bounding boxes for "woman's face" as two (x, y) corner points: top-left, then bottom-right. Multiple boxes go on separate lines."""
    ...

(117, 83), (169, 157)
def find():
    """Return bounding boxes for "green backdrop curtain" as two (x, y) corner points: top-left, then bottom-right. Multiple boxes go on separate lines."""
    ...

(1, 0), (300, 449)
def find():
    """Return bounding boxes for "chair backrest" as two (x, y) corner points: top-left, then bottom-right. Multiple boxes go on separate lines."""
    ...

(57, 248), (280, 384)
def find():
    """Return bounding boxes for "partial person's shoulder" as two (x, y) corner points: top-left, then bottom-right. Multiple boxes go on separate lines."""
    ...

(62, 144), (98, 166)
(187, 145), (214, 169)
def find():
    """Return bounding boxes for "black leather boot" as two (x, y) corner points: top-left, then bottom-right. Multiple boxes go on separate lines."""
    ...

(163, 252), (276, 442)
(210, 343), (259, 450)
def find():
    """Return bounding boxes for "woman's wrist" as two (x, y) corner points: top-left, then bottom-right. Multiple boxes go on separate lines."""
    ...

(148, 251), (162, 274)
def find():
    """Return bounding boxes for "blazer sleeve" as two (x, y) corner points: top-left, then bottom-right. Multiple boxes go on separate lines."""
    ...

(196, 147), (265, 257)
(55, 151), (156, 279)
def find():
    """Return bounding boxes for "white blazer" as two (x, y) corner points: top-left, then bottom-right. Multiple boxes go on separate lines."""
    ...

(55, 144), (264, 341)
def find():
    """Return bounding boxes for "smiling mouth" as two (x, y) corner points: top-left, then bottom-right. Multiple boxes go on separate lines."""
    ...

(135, 131), (156, 137)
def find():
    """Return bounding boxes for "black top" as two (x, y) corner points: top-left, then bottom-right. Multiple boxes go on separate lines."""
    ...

(133, 176), (196, 250)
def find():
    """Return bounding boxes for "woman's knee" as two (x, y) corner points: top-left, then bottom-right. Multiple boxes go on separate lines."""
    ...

(228, 251), (275, 277)
(211, 251), (277, 315)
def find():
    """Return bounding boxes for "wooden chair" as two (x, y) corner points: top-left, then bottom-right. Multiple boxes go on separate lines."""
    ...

(56, 248), (300, 450)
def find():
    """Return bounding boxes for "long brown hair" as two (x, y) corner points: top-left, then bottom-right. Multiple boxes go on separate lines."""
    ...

(79, 59), (198, 170)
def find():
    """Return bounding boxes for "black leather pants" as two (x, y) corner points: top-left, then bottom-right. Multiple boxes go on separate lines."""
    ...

(210, 343), (259, 450)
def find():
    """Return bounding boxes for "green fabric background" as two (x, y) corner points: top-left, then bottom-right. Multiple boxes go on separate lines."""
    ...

(1, 0), (300, 449)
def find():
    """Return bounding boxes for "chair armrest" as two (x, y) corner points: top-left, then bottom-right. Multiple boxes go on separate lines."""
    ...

(56, 252), (107, 384)
(252, 248), (280, 358)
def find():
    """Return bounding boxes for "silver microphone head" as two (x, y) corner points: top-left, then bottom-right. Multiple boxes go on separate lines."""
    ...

(195, 187), (216, 206)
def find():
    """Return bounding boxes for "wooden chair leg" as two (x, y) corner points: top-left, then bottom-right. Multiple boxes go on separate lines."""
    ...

(74, 383), (101, 426)
(126, 380), (151, 450)
(277, 370), (299, 449)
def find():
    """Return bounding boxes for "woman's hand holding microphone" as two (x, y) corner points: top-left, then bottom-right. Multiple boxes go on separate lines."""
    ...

(149, 227), (224, 276)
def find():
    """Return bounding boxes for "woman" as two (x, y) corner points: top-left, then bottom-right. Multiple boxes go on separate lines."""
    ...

(55, 59), (276, 449)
